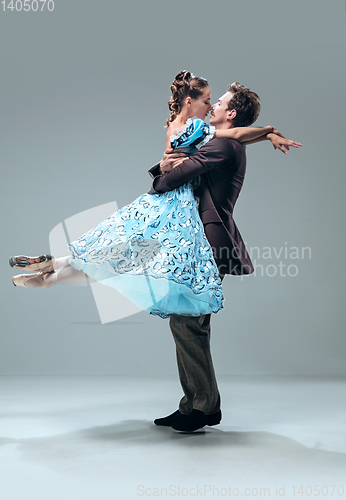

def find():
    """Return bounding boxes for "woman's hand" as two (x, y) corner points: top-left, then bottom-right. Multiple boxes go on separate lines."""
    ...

(267, 133), (302, 154)
(270, 127), (285, 139)
(160, 148), (189, 174)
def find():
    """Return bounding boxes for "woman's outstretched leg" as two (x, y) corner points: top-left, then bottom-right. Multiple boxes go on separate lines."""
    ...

(21, 258), (88, 288)
(52, 255), (74, 271)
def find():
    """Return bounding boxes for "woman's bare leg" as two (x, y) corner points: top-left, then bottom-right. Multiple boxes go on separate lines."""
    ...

(53, 255), (75, 271)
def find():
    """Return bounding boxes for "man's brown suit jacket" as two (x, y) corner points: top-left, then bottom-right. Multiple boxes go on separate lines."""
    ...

(147, 137), (254, 276)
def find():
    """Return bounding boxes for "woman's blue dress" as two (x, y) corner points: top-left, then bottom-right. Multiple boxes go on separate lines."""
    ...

(67, 118), (224, 319)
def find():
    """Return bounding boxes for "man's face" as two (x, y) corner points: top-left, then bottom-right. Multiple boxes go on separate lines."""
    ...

(209, 92), (233, 128)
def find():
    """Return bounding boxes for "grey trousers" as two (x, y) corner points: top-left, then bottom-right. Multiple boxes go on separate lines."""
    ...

(169, 274), (224, 415)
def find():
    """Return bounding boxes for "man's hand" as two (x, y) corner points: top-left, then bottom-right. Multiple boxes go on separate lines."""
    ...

(159, 148), (189, 174)
(267, 133), (302, 154)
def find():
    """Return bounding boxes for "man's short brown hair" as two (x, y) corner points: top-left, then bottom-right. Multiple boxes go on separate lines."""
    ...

(226, 82), (261, 127)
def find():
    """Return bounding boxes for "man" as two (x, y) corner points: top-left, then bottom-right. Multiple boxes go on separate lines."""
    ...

(148, 82), (300, 432)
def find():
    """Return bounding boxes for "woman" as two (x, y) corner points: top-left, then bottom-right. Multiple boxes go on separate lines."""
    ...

(9, 71), (301, 318)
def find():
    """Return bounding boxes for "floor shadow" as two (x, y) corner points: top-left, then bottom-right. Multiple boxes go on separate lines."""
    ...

(2, 420), (346, 483)
(4, 419), (346, 456)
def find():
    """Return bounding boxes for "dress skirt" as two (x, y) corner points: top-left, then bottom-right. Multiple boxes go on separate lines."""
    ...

(67, 181), (224, 319)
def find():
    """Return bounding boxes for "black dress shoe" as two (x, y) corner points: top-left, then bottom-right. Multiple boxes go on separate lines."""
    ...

(171, 409), (222, 432)
(154, 409), (190, 426)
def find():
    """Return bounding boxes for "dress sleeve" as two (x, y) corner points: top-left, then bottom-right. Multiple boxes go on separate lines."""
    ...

(170, 117), (216, 152)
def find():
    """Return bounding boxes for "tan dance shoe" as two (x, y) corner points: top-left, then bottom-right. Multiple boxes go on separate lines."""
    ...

(9, 254), (55, 273)
(12, 270), (57, 288)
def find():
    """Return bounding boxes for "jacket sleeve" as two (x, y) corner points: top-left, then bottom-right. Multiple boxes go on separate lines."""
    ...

(148, 163), (161, 180)
(147, 138), (236, 194)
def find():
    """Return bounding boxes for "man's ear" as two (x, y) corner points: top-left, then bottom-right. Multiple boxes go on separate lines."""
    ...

(227, 109), (237, 123)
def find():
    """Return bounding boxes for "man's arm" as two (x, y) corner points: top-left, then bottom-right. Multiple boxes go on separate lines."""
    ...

(148, 149), (190, 179)
(147, 138), (235, 194)
(148, 163), (161, 179)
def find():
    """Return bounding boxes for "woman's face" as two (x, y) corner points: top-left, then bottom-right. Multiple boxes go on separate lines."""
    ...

(187, 87), (212, 120)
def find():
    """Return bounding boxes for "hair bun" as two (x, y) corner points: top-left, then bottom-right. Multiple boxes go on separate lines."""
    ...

(175, 70), (192, 83)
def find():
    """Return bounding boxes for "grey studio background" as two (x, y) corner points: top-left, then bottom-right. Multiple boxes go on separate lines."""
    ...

(1, 0), (345, 377)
